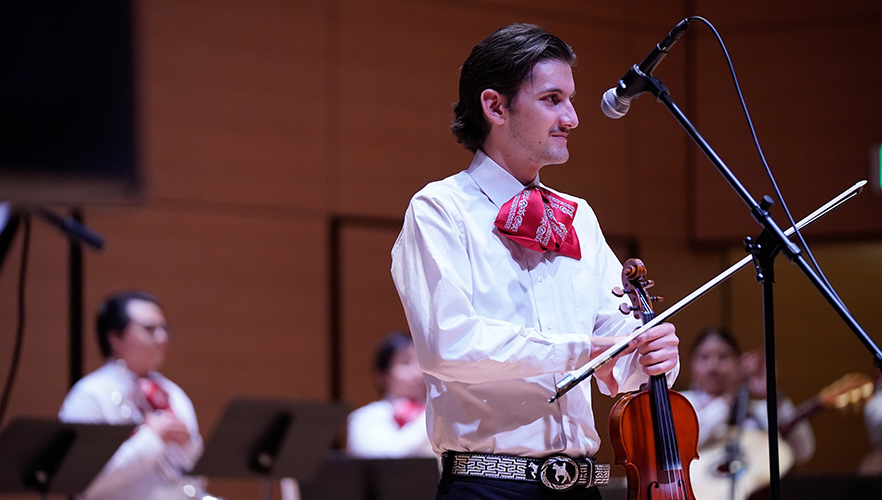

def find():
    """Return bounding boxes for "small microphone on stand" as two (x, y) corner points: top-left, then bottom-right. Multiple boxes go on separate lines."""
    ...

(600, 18), (691, 119)
(718, 382), (751, 476)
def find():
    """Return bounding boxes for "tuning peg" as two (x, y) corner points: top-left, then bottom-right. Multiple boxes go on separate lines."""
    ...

(618, 303), (635, 315)
(612, 286), (625, 297)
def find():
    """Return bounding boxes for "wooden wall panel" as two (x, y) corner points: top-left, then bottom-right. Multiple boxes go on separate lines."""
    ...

(690, 1), (882, 243)
(338, 221), (408, 409)
(81, 206), (331, 429)
(138, 0), (335, 209)
(335, 1), (490, 218)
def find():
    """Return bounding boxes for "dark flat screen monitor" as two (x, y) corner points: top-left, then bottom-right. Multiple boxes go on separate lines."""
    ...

(0, 0), (140, 205)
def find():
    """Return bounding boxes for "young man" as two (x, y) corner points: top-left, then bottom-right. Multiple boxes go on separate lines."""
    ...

(391, 24), (680, 499)
(59, 291), (205, 500)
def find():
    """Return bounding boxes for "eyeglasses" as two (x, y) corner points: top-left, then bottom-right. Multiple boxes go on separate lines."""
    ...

(131, 322), (171, 337)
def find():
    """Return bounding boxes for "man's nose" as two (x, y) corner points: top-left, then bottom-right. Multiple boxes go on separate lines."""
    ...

(562, 101), (579, 130)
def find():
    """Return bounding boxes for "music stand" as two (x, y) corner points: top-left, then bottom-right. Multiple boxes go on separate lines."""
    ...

(299, 451), (441, 500)
(0, 417), (134, 499)
(192, 397), (349, 500)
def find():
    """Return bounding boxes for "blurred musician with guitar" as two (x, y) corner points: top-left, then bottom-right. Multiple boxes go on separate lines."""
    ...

(682, 327), (815, 500)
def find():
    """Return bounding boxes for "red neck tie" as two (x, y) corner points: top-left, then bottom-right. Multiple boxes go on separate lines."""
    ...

(138, 377), (171, 412)
(392, 398), (424, 428)
(495, 186), (581, 259)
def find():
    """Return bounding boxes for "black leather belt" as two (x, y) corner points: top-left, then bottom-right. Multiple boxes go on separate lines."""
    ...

(442, 451), (610, 492)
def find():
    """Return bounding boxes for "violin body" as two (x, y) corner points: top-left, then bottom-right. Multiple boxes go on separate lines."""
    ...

(610, 386), (699, 499)
(608, 258), (700, 499)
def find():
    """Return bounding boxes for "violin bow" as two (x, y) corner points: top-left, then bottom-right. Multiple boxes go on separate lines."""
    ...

(549, 180), (866, 403)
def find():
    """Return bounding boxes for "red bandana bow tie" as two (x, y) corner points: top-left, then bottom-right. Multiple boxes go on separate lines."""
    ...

(494, 186), (581, 259)
(138, 377), (171, 412)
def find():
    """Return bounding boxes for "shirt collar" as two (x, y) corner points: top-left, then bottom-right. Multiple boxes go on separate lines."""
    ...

(466, 150), (541, 209)
(109, 358), (158, 382)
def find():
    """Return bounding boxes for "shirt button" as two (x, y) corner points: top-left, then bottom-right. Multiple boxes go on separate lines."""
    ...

(537, 275), (544, 282)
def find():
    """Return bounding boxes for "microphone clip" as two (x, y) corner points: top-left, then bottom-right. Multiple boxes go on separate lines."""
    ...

(617, 65), (670, 103)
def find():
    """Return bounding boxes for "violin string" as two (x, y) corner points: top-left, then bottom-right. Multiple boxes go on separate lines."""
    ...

(643, 294), (678, 497)
(640, 276), (689, 499)
(659, 378), (684, 499)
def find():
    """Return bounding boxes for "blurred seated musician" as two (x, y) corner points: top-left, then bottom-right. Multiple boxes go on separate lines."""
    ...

(59, 290), (210, 500)
(346, 330), (436, 458)
(683, 327), (815, 500)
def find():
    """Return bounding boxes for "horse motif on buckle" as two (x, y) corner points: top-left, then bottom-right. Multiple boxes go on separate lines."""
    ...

(539, 454), (579, 491)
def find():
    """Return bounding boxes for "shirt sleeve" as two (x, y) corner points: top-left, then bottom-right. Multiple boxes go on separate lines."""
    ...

(59, 385), (165, 495)
(777, 398), (815, 465)
(164, 379), (204, 472)
(582, 226), (679, 396)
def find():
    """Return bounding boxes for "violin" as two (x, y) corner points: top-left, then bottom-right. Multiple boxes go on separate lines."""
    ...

(609, 258), (700, 500)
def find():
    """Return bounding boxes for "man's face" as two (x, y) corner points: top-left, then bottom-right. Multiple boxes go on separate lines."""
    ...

(109, 299), (170, 377)
(503, 59), (579, 172)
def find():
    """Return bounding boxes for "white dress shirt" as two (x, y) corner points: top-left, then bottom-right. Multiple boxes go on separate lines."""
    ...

(391, 151), (677, 458)
(59, 360), (204, 500)
(346, 398), (437, 458)
(865, 385), (882, 450)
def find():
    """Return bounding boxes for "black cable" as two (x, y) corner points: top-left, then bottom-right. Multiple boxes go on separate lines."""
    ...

(0, 213), (31, 425)
(688, 15), (845, 309)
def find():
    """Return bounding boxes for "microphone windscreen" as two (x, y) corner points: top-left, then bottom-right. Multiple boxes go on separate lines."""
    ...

(600, 88), (629, 119)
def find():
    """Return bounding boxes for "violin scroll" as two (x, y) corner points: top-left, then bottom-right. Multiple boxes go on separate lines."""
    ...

(612, 258), (663, 320)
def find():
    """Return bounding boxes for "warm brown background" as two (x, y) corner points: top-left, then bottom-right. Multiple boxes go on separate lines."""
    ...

(1, 1), (881, 498)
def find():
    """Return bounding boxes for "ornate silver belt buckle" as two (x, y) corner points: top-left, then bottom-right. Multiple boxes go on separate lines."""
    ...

(538, 454), (581, 491)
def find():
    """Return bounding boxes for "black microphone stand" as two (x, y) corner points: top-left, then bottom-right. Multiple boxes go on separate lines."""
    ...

(36, 208), (104, 388)
(0, 206), (104, 388)
(629, 69), (882, 500)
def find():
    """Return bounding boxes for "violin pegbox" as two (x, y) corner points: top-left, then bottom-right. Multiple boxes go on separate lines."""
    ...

(611, 258), (663, 321)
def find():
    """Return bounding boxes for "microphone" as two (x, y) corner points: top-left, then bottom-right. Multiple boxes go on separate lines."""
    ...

(600, 18), (691, 119)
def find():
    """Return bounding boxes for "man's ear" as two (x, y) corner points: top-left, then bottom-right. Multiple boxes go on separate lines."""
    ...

(480, 89), (507, 126)
(107, 330), (123, 355)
